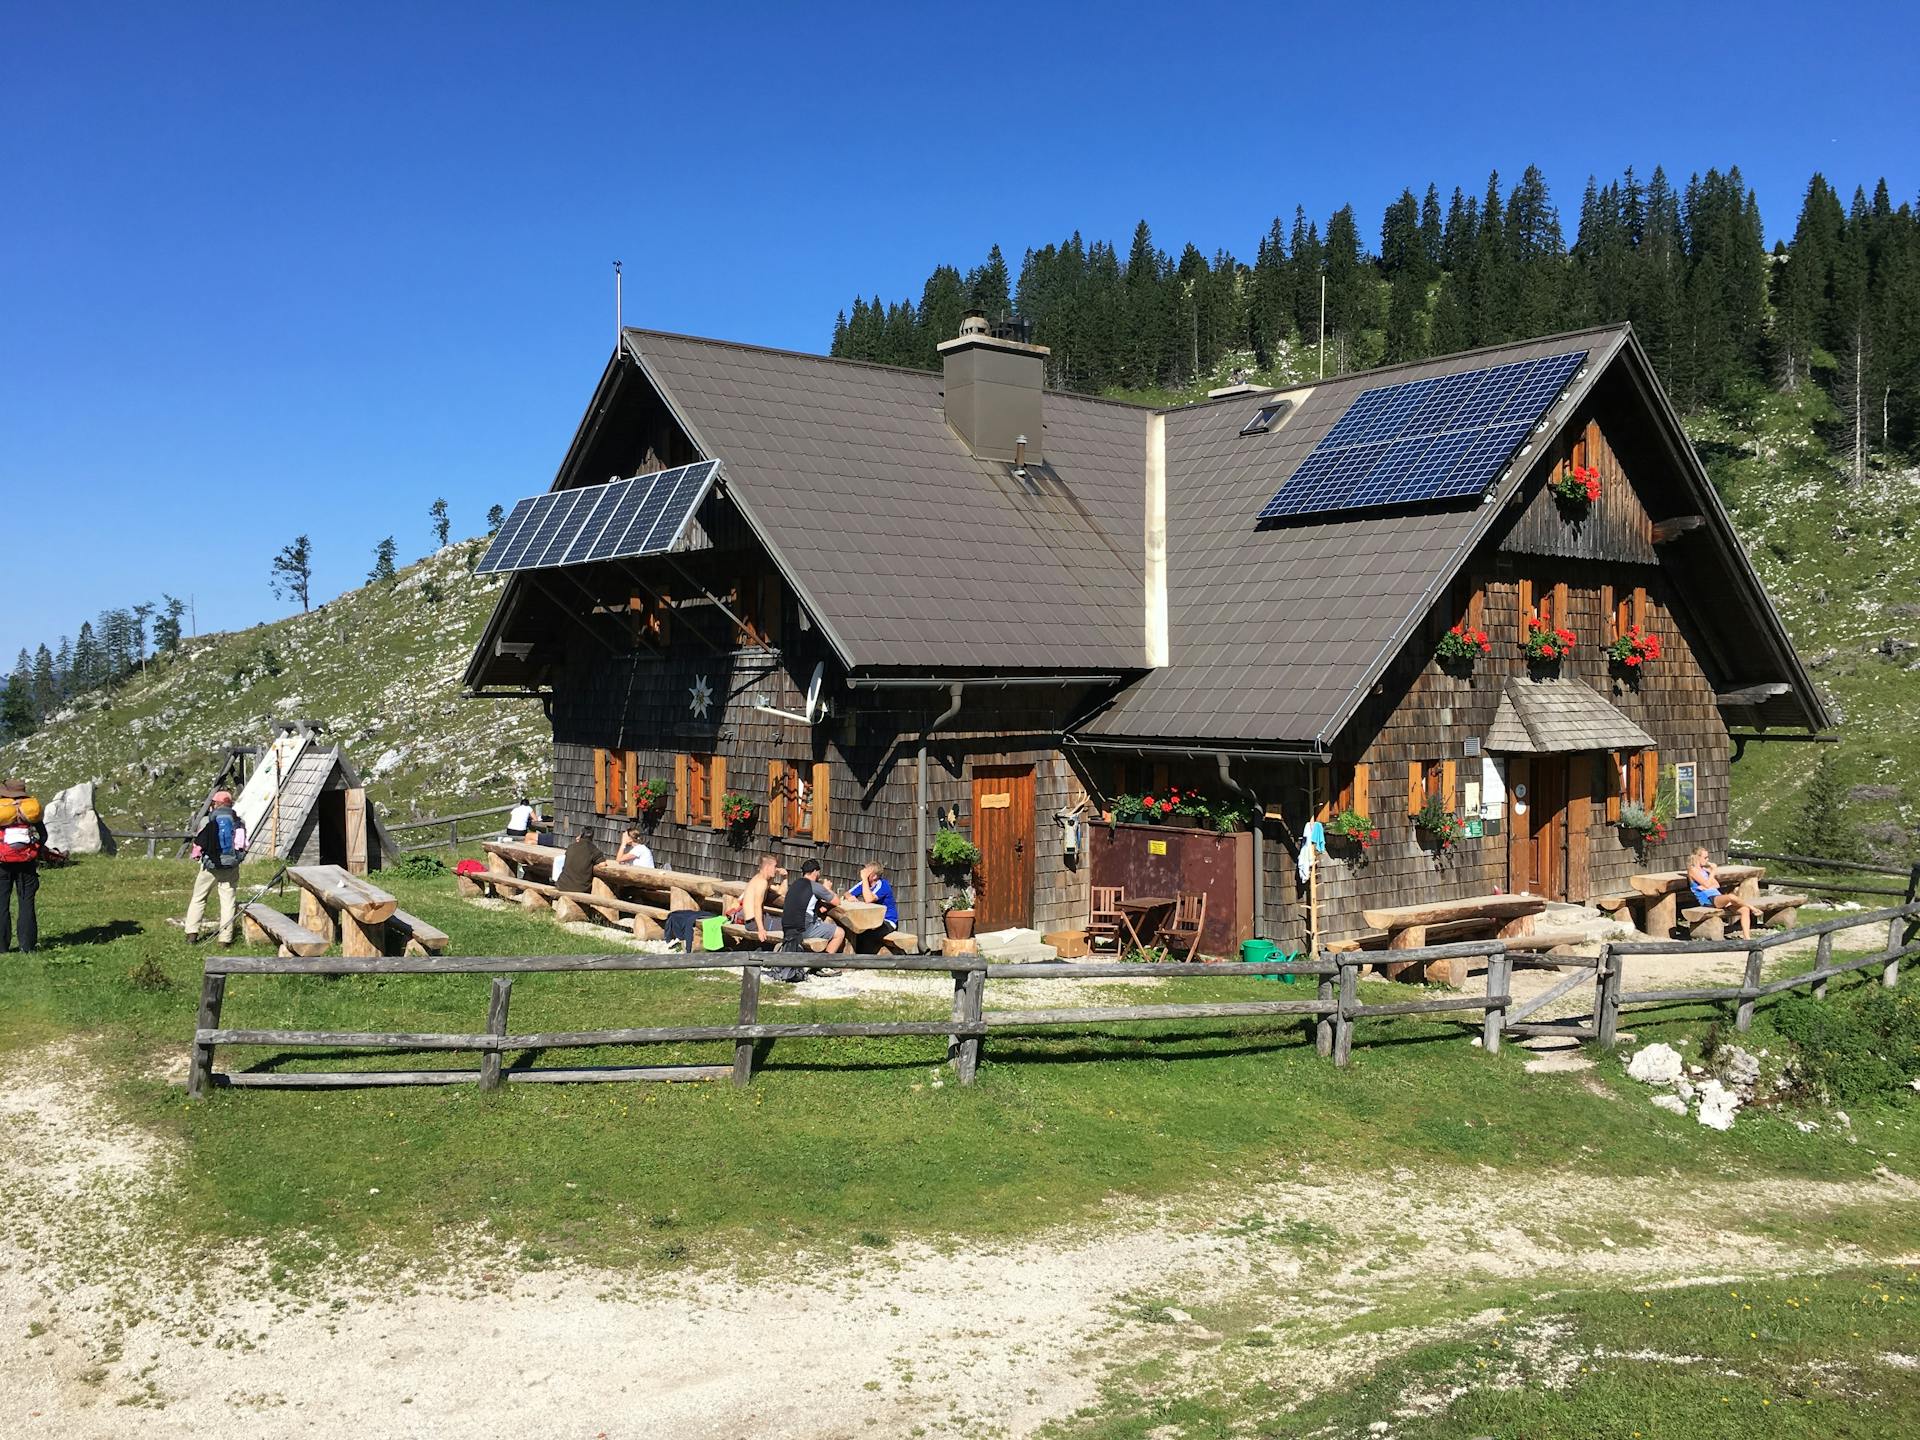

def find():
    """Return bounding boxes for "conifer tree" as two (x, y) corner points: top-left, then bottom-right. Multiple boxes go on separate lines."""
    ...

(486, 503), (505, 535)
(271, 535), (313, 612)
(1785, 746), (1854, 860)
(31, 644), (55, 718)
(430, 498), (451, 549)
(72, 621), (102, 693)
(156, 596), (186, 654)
(368, 536), (398, 585)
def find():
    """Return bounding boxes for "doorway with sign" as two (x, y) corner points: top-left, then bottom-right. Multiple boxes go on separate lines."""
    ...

(970, 764), (1035, 930)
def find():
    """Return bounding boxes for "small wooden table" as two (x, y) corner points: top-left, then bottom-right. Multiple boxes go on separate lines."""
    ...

(1360, 893), (1546, 985)
(1116, 895), (1175, 951)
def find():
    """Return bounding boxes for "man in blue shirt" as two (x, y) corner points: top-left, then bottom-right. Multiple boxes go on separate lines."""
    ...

(850, 861), (897, 951)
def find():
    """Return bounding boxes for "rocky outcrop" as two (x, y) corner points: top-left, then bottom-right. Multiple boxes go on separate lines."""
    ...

(42, 781), (115, 856)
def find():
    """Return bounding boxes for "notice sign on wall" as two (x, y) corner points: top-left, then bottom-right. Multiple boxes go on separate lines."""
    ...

(1148, 840), (1168, 855)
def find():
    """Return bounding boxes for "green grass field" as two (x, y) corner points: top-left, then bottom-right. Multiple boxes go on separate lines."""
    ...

(3, 854), (1914, 1269)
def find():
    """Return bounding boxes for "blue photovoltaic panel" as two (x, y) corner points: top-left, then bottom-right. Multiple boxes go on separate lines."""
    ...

(474, 496), (538, 574)
(473, 461), (723, 576)
(1257, 349), (1586, 521)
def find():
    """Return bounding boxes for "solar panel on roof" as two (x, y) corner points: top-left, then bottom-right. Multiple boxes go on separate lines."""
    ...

(473, 461), (723, 576)
(1256, 349), (1586, 522)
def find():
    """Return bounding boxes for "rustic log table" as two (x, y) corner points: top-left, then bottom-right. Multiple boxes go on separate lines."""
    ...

(1629, 865), (1765, 937)
(1359, 893), (1546, 985)
(288, 865), (399, 959)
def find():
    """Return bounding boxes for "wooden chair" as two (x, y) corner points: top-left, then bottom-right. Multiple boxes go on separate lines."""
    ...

(1089, 886), (1126, 951)
(1157, 892), (1208, 962)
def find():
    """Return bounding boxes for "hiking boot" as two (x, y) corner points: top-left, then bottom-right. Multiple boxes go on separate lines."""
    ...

(811, 968), (843, 978)
(185, 932), (206, 945)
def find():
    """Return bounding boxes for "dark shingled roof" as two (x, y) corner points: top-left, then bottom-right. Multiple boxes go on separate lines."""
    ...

(627, 330), (1149, 671)
(1078, 327), (1632, 745)
(1485, 676), (1657, 754)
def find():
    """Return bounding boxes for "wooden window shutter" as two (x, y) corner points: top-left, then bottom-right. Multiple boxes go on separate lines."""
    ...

(1640, 748), (1658, 807)
(767, 761), (787, 838)
(1442, 760), (1457, 809)
(1600, 583), (1615, 641)
(593, 748), (608, 815)
(1467, 581), (1484, 634)
(1626, 751), (1642, 811)
(624, 751), (639, 816)
(1553, 581), (1569, 631)
(709, 756), (728, 829)
(674, 754), (689, 825)
(810, 762), (832, 842)
(1632, 585), (1647, 632)
(1606, 751), (1623, 823)
(1407, 761), (1423, 817)
(1518, 578), (1533, 634)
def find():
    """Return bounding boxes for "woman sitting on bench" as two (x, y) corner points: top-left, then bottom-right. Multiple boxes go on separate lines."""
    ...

(1688, 847), (1760, 939)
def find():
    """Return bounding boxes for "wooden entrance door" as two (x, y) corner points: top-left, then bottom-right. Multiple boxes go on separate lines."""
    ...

(971, 764), (1035, 931)
(1528, 756), (1569, 901)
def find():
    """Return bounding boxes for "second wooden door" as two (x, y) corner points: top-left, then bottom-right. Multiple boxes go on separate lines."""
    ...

(971, 764), (1035, 931)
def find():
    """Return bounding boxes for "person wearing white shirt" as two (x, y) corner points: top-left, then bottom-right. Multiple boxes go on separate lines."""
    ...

(615, 826), (655, 869)
(506, 796), (549, 845)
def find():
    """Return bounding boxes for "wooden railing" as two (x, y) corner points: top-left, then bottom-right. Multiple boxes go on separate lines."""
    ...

(185, 941), (1531, 1094)
(1727, 847), (1920, 903)
(387, 799), (555, 854)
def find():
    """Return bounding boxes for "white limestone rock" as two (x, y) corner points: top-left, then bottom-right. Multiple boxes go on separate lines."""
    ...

(42, 781), (115, 856)
(1627, 1043), (1684, 1086)
(1696, 1079), (1741, 1131)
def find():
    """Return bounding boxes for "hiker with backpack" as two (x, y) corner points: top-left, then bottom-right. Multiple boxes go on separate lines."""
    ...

(0, 778), (48, 955)
(186, 790), (250, 946)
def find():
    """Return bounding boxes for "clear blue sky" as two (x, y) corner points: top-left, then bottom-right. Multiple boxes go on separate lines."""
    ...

(3, 1), (1915, 664)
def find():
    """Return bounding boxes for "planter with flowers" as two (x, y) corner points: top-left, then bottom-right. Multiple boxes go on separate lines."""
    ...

(1325, 808), (1379, 860)
(1437, 622), (1493, 675)
(1523, 620), (1578, 673)
(718, 792), (757, 838)
(634, 777), (669, 825)
(1552, 463), (1602, 512)
(1606, 625), (1661, 680)
(1617, 800), (1669, 849)
(1413, 795), (1467, 856)
(941, 884), (978, 940)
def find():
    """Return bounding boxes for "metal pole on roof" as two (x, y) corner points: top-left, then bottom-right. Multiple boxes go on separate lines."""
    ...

(1318, 275), (1326, 380)
(613, 260), (623, 349)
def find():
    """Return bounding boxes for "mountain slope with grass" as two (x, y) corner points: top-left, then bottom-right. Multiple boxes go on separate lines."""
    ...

(0, 538), (548, 833)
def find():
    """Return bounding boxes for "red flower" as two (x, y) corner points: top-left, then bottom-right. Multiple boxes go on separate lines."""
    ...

(1625, 653), (1641, 667)
(1478, 638), (1492, 654)
(1540, 644), (1557, 659)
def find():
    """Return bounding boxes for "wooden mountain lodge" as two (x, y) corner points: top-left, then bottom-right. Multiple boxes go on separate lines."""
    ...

(464, 315), (1826, 954)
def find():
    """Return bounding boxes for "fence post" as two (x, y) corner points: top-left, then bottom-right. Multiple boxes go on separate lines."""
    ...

(1482, 948), (1510, 1055)
(950, 965), (984, 1084)
(186, 972), (227, 1099)
(145, 830), (158, 860)
(1314, 953), (1334, 1059)
(1596, 949), (1624, 1048)
(449, 820), (460, 851)
(1332, 963), (1357, 1067)
(1812, 932), (1833, 1000)
(1735, 944), (1764, 1031)
(480, 977), (512, 1090)
(733, 964), (761, 1085)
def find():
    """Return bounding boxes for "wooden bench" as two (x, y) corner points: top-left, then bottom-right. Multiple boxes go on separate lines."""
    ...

(387, 909), (451, 957)
(239, 903), (330, 958)
(1681, 905), (1726, 941)
(289, 865), (399, 958)
(1359, 894), (1545, 985)
(1756, 893), (1809, 928)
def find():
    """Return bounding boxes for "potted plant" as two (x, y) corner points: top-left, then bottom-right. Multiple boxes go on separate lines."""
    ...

(1523, 619), (1577, 671)
(1414, 794), (1467, 852)
(942, 884), (978, 940)
(1325, 808), (1379, 856)
(1108, 793), (1146, 824)
(1551, 463), (1601, 510)
(1171, 787), (1211, 828)
(1606, 624), (1661, 676)
(1618, 800), (1669, 848)
(1436, 622), (1493, 674)
(1211, 797), (1253, 833)
(930, 826), (981, 872)
(634, 777), (669, 823)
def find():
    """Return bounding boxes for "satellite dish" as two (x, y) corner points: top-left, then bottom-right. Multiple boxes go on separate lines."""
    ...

(754, 661), (831, 727)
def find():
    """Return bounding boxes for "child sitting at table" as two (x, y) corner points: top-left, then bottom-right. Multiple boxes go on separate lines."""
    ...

(1687, 847), (1761, 939)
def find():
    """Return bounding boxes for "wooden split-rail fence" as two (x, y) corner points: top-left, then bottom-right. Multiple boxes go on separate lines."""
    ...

(185, 940), (1523, 1095)
(183, 902), (1917, 1098)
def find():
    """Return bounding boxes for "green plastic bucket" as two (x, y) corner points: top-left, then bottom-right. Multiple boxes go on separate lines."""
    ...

(698, 915), (725, 951)
(1240, 938), (1279, 982)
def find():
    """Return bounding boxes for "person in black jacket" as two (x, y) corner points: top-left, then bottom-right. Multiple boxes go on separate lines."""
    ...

(0, 778), (48, 955)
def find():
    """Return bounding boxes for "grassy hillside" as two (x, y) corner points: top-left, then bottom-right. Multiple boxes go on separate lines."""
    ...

(0, 539), (548, 832)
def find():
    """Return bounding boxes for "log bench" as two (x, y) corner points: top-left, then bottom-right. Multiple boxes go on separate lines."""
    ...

(239, 904), (330, 958)
(387, 909), (451, 957)
(1358, 894), (1546, 985)
(289, 865), (399, 959)
(1756, 893), (1809, 928)
(1681, 905), (1726, 941)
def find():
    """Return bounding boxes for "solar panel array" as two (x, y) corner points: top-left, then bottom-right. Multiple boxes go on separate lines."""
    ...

(475, 461), (721, 576)
(1255, 350), (1587, 522)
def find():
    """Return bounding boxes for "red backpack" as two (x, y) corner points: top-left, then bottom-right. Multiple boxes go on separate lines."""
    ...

(0, 794), (42, 864)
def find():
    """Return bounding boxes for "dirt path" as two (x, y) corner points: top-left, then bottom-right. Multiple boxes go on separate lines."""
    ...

(3, 1041), (1916, 1438)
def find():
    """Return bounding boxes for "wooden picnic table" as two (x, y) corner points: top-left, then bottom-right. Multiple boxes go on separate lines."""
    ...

(1627, 865), (1764, 936)
(1116, 895), (1176, 950)
(1360, 893), (1545, 950)
(288, 864), (399, 958)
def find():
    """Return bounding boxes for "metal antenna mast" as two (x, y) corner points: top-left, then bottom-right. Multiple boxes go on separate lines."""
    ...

(614, 260), (623, 350)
